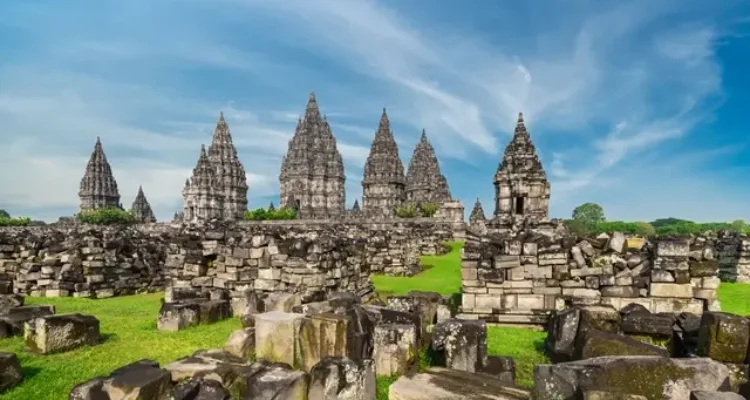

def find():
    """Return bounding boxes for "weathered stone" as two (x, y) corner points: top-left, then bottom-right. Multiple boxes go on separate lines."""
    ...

(534, 356), (731, 400)
(372, 324), (417, 377)
(308, 357), (376, 400)
(0, 352), (22, 393)
(545, 308), (580, 362)
(690, 391), (744, 400)
(583, 391), (647, 400)
(233, 361), (308, 400)
(389, 367), (530, 400)
(255, 312), (306, 368)
(575, 329), (669, 360)
(172, 377), (231, 400)
(299, 313), (348, 372)
(697, 312), (750, 364)
(224, 328), (255, 359)
(431, 319), (487, 373)
(24, 313), (99, 354)
(157, 302), (201, 332)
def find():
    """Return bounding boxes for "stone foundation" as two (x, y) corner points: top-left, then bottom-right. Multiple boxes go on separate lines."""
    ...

(459, 230), (745, 325)
(0, 218), (458, 298)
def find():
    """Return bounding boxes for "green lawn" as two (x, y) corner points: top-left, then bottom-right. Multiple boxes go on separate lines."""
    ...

(0, 293), (239, 400)
(0, 243), (748, 399)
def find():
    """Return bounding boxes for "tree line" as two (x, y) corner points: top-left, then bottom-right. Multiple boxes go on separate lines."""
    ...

(565, 203), (750, 236)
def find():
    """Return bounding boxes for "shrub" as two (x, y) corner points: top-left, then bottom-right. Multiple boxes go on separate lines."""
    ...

(77, 207), (135, 225)
(0, 217), (31, 227)
(243, 207), (297, 221)
(395, 203), (417, 218)
(419, 202), (439, 217)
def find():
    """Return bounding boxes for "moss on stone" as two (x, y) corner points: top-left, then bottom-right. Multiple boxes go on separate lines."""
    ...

(628, 334), (672, 351)
(598, 362), (694, 400)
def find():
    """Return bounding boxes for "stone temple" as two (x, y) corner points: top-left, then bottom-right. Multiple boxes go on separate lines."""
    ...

(131, 186), (156, 223)
(78, 137), (122, 212)
(405, 130), (452, 205)
(180, 112), (249, 223)
(361, 109), (406, 216)
(279, 93), (346, 219)
(489, 112), (550, 226)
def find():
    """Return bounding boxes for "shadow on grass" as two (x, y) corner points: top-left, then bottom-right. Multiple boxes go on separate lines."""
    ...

(533, 339), (546, 353)
(21, 365), (42, 380)
(100, 332), (118, 344)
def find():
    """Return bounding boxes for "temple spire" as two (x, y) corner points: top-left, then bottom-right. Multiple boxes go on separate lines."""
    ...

(405, 129), (451, 204)
(469, 198), (486, 223)
(131, 186), (156, 223)
(78, 136), (121, 212)
(362, 107), (405, 216)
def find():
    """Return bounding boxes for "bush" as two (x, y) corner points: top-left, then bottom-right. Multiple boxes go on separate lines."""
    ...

(395, 203), (418, 218)
(0, 217), (31, 226)
(243, 207), (297, 221)
(419, 202), (439, 217)
(77, 207), (135, 225)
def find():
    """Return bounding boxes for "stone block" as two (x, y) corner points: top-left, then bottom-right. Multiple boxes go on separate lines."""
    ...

(299, 313), (348, 372)
(0, 352), (22, 393)
(224, 327), (255, 358)
(24, 313), (99, 354)
(198, 299), (231, 324)
(697, 312), (750, 363)
(372, 324), (417, 377)
(649, 283), (694, 298)
(255, 311), (306, 367)
(157, 302), (201, 332)
(234, 361), (308, 400)
(655, 239), (690, 257)
(431, 319), (487, 373)
(308, 357), (376, 400)
(389, 367), (529, 400)
(575, 329), (669, 360)
(265, 293), (303, 313)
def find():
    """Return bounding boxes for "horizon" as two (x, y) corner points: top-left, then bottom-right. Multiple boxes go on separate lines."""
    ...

(1, 0), (749, 223)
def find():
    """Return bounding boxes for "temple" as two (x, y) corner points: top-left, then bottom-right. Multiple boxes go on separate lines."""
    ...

(78, 137), (121, 212)
(181, 113), (248, 223)
(490, 113), (550, 226)
(405, 130), (452, 205)
(279, 92), (346, 219)
(131, 186), (156, 223)
(361, 109), (406, 216)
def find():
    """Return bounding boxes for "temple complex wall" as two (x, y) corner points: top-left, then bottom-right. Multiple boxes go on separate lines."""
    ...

(459, 229), (748, 325)
(0, 218), (460, 299)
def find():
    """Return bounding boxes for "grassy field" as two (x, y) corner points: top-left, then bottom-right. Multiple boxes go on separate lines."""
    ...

(0, 293), (239, 400)
(0, 242), (748, 399)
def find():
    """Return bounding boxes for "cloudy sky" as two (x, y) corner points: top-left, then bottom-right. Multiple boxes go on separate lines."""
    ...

(1, 0), (749, 223)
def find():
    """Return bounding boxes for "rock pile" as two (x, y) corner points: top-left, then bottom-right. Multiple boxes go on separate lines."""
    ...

(538, 304), (750, 399)
(72, 290), (526, 399)
(461, 231), (724, 324)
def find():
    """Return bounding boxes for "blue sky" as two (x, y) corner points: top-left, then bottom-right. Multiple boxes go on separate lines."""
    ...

(1, 0), (749, 223)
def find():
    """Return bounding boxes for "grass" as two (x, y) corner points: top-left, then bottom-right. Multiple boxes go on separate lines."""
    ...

(1, 243), (748, 399)
(371, 242), (463, 297)
(0, 293), (239, 400)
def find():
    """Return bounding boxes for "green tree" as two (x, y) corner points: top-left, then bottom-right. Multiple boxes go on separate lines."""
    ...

(730, 219), (746, 232)
(572, 203), (605, 226)
(0, 210), (9, 219)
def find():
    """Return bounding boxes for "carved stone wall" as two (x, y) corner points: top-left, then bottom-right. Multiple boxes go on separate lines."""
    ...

(0, 219), (457, 298)
(459, 230), (745, 325)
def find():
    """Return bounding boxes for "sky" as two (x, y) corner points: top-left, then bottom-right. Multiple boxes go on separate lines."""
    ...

(1, 0), (749, 223)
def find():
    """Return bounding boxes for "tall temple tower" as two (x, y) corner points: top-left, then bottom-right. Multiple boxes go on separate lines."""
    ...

(78, 137), (121, 212)
(405, 130), (452, 204)
(131, 186), (156, 223)
(279, 92), (346, 219)
(361, 109), (405, 216)
(181, 113), (248, 223)
(182, 145), (224, 222)
(207, 112), (248, 220)
(491, 112), (550, 225)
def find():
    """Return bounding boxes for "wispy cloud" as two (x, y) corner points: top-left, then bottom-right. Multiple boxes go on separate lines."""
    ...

(0, 0), (748, 222)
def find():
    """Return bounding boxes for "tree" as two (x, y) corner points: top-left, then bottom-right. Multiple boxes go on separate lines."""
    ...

(730, 219), (746, 232)
(572, 203), (605, 226)
(0, 210), (8, 219)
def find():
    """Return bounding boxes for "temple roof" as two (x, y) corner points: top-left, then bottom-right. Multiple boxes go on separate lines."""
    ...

(363, 108), (405, 185)
(494, 112), (548, 183)
(78, 136), (120, 200)
(405, 129), (451, 202)
(131, 185), (156, 223)
(469, 198), (486, 223)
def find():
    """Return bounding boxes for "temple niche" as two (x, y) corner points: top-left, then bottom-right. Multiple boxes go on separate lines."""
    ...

(78, 137), (122, 212)
(490, 112), (550, 226)
(279, 92), (346, 219)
